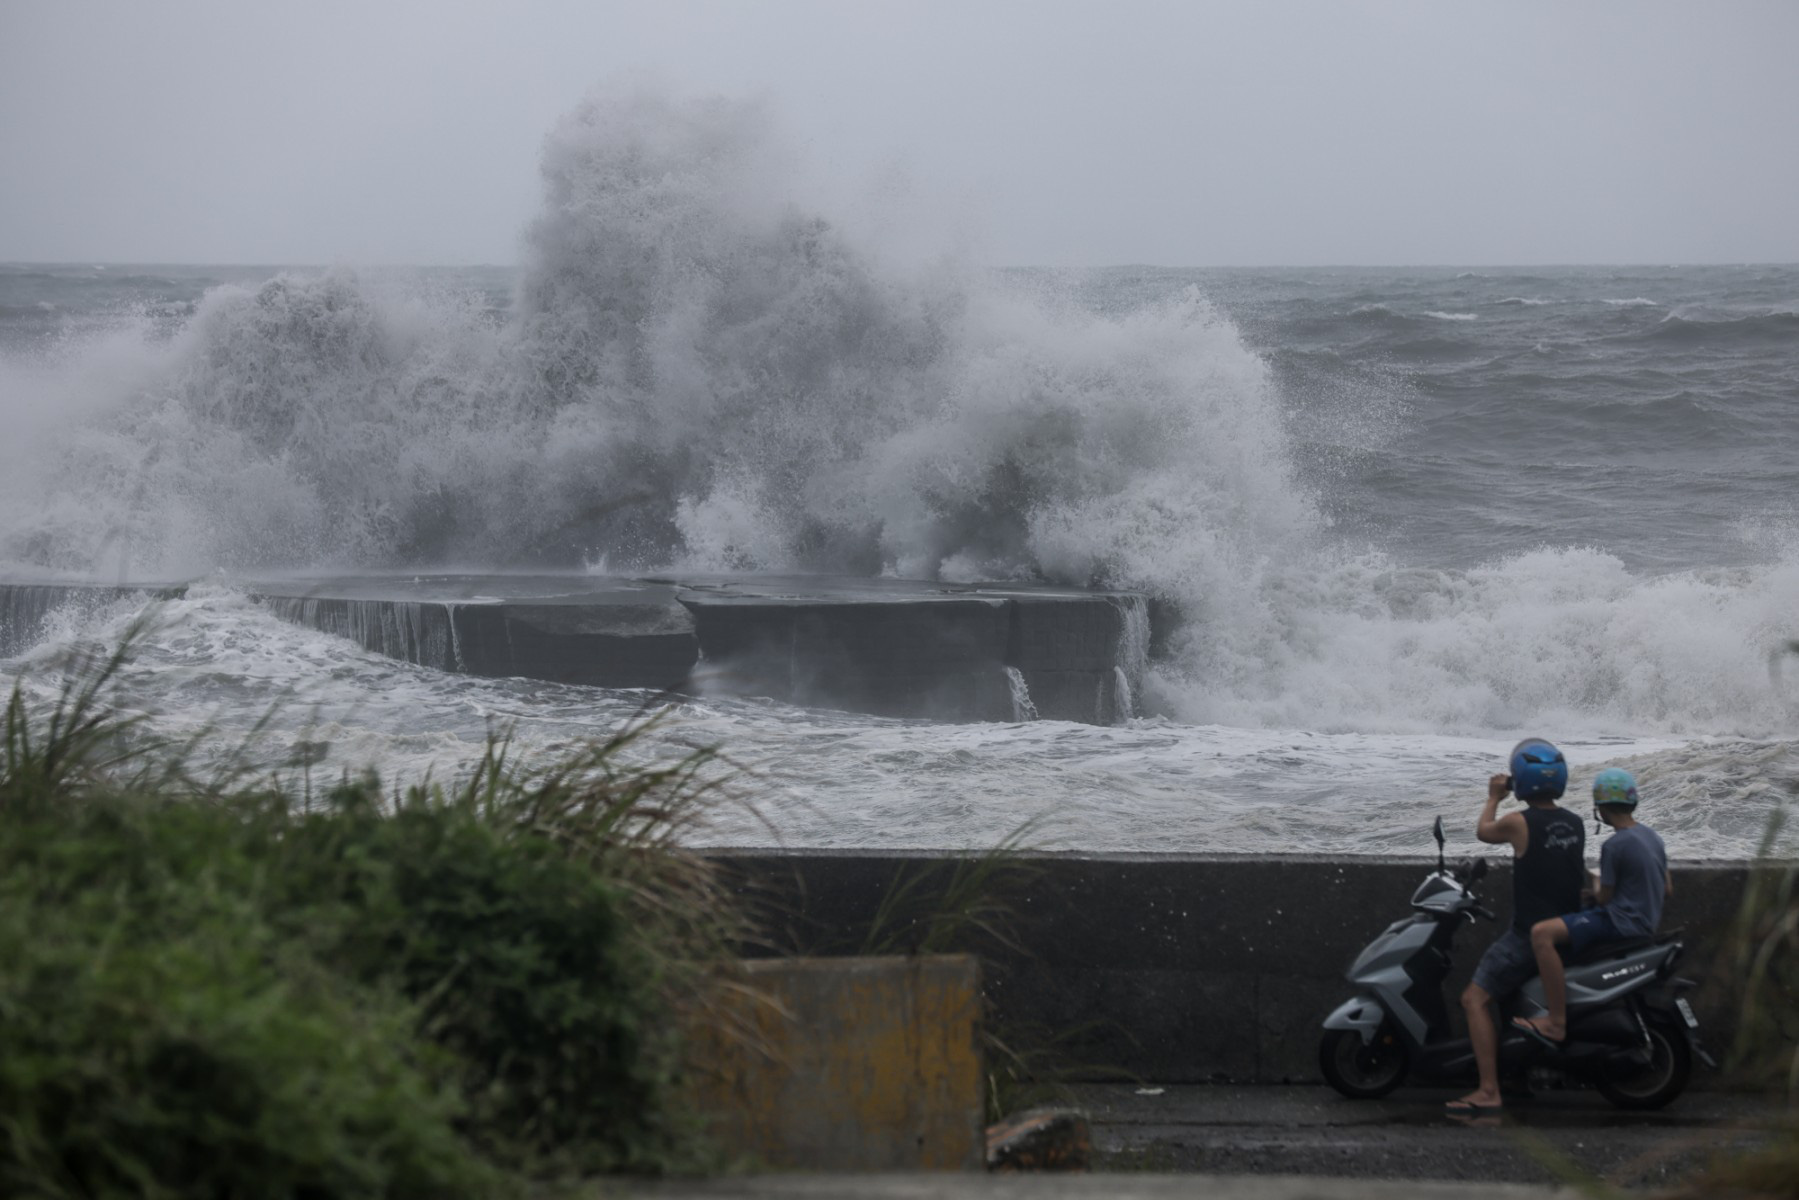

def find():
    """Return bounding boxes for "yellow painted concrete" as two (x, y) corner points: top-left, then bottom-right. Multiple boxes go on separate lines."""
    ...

(686, 955), (985, 1171)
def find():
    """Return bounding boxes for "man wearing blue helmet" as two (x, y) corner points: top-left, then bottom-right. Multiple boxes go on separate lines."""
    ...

(1513, 767), (1670, 1047)
(1450, 738), (1585, 1116)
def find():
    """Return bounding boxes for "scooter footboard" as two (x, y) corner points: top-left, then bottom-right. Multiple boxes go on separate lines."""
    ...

(1569, 1006), (1641, 1047)
(1323, 995), (1386, 1045)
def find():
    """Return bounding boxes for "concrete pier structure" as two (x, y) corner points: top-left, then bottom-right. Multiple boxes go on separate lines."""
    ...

(0, 574), (1150, 725)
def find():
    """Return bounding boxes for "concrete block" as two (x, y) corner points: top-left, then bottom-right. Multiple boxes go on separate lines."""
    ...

(687, 956), (986, 1171)
(452, 600), (697, 689)
(1257, 974), (1350, 1083)
(2, 575), (1153, 726)
(683, 596), (1013, 720)
(988, 964), (1261, 1083)
(1005, 596), (1124, 672)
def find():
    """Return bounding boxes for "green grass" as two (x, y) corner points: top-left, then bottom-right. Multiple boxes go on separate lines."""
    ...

(0, 625), (747, 1196)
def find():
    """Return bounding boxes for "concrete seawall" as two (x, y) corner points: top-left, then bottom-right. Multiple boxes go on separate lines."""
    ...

(711, 850), (1764, 1086)
(0, 574), (1149, 725)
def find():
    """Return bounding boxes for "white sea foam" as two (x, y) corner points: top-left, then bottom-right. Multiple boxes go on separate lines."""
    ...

(1603, 297), (1660, 307)
(5, 588), (1785, 858)
(1497, 297), (1552, 307)
(1423, 311), (1478, 321)
(1150, 547), (1799, 741)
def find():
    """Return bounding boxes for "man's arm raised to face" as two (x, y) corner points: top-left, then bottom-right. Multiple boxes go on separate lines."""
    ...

(1476, 774), (1529, 855)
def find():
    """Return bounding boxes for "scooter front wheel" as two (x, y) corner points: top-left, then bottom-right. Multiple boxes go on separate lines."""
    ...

(1319, 1026), (1409, 1099)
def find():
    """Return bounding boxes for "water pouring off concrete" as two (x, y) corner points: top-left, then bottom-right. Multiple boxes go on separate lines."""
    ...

(0, 574), (1150, 725)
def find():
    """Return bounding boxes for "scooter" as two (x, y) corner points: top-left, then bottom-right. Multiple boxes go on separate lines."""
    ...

(1319, 816), (1712, 1109)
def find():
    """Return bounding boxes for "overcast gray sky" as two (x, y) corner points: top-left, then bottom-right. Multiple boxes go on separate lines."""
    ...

(3, 0), (1796, 267)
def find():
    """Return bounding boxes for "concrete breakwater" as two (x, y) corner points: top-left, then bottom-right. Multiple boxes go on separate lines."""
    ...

(0, 574), (1149, 725)
(712, 849), (1763, 1086)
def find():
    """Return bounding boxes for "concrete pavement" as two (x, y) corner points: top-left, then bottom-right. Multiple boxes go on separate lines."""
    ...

(626, 1175), (1571, 1198)
(623, 1083), (1779, 1196)
(1080, 1083), (1771, 1187)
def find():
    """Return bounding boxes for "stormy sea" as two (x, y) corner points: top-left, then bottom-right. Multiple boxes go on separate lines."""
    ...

(3, 95), (1796, 858)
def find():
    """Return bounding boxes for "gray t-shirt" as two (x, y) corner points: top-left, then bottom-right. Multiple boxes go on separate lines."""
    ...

(1600, 824), (1668, 937)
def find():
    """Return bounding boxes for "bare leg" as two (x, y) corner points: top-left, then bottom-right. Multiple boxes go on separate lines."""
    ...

(1515, 917), (1571, 1042)
(1455, 982), (1503, 1109)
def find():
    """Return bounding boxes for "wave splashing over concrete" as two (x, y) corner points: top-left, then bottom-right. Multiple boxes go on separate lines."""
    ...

(1, 91), (1305, 601)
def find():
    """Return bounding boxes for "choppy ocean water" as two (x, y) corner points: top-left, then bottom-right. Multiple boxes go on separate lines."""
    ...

(2, 105), (1796, 858)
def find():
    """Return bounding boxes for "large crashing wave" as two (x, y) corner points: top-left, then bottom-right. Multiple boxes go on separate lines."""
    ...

(1, 91), (1794, 741)
(0, 91), (1311, 600)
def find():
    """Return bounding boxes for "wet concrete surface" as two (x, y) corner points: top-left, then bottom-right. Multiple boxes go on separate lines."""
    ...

(1077, 1083), (1774, 1187)
(622, 1084), (1777, 1196)
(625, 1175), (1574, 1198)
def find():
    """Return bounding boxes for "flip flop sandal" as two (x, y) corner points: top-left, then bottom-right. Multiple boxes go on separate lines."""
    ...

(1511, 1018), (1566, 1050)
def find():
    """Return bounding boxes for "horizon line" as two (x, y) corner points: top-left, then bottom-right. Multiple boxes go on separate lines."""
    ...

(4, 258), (1798, 272)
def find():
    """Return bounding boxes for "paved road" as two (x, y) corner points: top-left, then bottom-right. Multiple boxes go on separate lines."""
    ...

(1078, 1083), (1773, 1187)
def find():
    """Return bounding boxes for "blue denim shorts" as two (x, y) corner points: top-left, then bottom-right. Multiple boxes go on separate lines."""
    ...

(1560, 907), (1622, 955)
(1471, 928), (1538, 996)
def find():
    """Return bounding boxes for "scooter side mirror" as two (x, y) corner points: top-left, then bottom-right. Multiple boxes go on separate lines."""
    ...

(1432, 815), (1446, 873)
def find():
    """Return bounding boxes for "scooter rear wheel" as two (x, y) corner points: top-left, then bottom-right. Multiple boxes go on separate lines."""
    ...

(1319, 1027), (1409, 1099)
(1594, 1018), (1691, 1110)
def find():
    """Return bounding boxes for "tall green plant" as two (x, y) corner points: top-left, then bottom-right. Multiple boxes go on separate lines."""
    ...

(2, 626), (152, 806)
(1724, 804), (1799, 1093)
(0, 619), (752, 1192)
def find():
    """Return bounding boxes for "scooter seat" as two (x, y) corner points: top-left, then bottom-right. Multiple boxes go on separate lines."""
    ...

(1559, 931), (1679, 966)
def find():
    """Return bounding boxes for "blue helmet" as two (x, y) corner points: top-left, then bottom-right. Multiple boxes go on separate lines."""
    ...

(1510, 738), (1568, 801)
(1592, 767), (1639, 809)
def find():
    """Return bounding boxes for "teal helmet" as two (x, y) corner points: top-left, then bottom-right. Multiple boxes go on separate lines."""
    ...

(1592, 767), (1639, 809)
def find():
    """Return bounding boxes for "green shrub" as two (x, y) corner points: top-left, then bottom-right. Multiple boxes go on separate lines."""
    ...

(0, 798), (490, 1200)
(0, 630), (744, 1192)
(266, 780), (682, 1172)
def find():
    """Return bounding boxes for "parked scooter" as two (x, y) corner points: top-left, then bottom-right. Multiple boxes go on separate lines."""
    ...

(1319, 817), (1712, 1109)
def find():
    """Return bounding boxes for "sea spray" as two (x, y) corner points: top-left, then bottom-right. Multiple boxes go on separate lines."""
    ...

(3, 93), (1798, 748)
(0, 89), (1313, 663)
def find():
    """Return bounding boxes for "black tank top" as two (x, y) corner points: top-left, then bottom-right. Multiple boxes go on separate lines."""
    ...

(1513, 806), (1586, 933)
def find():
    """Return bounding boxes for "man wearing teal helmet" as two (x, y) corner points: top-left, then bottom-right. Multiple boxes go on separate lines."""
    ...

(1513, 767), (1671, 1046)
(1450, 738), (1585, 1115)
